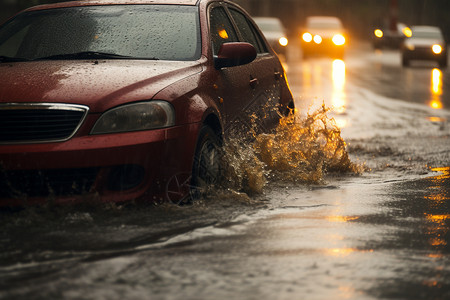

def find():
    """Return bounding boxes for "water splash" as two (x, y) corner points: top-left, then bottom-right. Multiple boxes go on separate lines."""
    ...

(221, 105), (362, 194)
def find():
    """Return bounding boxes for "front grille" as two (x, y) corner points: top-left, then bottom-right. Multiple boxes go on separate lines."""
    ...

(0, 103), (89, 143)
(0, 168), (99, 198)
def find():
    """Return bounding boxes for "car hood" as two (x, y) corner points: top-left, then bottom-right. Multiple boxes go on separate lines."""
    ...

(0, 60), (202, 112)
(408, 38), (444, 47)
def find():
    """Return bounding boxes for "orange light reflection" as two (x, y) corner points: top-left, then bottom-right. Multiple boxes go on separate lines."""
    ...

(331, 59), (347, 128)
(429, 68), (443, 109)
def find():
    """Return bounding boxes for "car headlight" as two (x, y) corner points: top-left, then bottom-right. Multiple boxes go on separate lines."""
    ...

(302, 32), (312, 43)
(91, 101), (175, 134)
(402, 27), (412, 38)
(374, 29), (383, 38)
(432, 44), (443, 54)
(313, 35), (322, 44)
(332, 34), (345, 46)
(279, 37), (288, 47)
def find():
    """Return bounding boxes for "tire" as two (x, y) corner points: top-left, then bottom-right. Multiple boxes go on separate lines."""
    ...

(190, 126), (222, 198)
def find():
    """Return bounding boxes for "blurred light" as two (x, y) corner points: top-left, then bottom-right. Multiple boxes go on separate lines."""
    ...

(313, 34), (322, 44)
(332, 34), (345, 46)
(332, 59), (346, 88)
(374, 29), (383, 38)
(405, 43), (415, 51)
(429, 68), (443, 110)
(278, 37), (288, 47)
(432, 68), (442, 95)
(432, 44), (443, 54)
(218, 29), (228, 39)
(431, 100), (443, 109)
(302, 32), (312, 43)
(332, 59), (346, 115)
(403, 27), (412, 37)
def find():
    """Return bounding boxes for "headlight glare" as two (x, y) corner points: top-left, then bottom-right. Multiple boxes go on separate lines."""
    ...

(332, 34), (345, 46)
(91, 101), (175, 134)
(313, 35), (322, 44)
(432, 44), (443, 54)
(279, 37), (288, 47)
(374, 29), (383, 38)
(302, 32), (312, 43)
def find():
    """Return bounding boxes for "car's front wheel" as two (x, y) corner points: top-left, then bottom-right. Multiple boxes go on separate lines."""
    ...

(191, 126), (222, 198)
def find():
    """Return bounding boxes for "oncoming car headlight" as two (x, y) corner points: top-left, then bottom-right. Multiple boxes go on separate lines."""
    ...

(279, 37), (288, 47)
(302, 32), (313, 43)
(91, 101), (175, 134)
(332, 34), (345, 46)
(374, 29), (383, 38)
(432, 44), (443, 54)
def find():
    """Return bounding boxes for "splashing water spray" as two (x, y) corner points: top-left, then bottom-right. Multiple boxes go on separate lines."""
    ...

(219, 104), (363, 195)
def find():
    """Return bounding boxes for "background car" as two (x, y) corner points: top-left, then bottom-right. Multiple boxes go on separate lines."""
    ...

(300, 16), (346, 59)
(372, 22), (411, 49)
(401, 25), (447, 68)
(0, 0), (294, 206)
(253, 17), (288, 57)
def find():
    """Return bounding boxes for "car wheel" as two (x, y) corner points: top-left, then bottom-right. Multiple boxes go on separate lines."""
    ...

(191, 126), (222, 198)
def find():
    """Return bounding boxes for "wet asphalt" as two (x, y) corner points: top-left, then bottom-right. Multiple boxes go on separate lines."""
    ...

(0, 42), (449, 300)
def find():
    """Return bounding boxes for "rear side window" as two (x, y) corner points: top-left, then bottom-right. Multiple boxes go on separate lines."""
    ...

(228, 9), (267, 54)
(209, 7), (239, 55)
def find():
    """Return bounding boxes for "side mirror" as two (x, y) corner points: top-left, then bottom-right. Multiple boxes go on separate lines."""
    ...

(214, 42), (257, 69)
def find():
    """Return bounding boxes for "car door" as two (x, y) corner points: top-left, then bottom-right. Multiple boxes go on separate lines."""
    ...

(227, 6), (283, 133)
(209, 5), (253, 137)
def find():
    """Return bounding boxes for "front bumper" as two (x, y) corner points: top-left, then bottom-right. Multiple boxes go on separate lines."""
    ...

(301, 39), (345, 58)
(403, 47), (447, 61)
(0, 123), (199, 206)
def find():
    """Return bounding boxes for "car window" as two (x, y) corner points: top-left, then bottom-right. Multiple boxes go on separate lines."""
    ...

(228, 9), (266, 54)
(0, 5), (201, 61)
(209, 6), (239, 55)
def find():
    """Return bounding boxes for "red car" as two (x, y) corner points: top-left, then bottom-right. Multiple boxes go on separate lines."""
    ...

(0, 0), (294, 206)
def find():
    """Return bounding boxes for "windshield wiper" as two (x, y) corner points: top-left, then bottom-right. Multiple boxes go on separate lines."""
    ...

(34, 51), (138, 61)
(0, 55), (30, 63)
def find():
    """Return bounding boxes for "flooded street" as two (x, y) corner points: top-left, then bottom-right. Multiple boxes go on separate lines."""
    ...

(1, 42), (450, 300)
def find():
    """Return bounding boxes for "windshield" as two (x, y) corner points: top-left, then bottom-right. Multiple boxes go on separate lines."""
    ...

(307, 19), (342, 30)
(0, 5), (201, 61)
(411, 30), (443, 39)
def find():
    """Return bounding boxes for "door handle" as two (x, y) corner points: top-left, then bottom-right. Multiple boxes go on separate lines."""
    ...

(249, 77), (259, 89)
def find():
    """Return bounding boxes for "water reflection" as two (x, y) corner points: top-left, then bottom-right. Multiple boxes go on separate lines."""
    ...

(424, 167), (450, 256)
(429, 68), (443, 109)
(332, 59), (346, 114)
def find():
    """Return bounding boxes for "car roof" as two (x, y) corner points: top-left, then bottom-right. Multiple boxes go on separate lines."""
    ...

(25, 0), (200, 12)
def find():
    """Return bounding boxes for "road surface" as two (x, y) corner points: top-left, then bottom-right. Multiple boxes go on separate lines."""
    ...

(1, 42), (449, 300)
